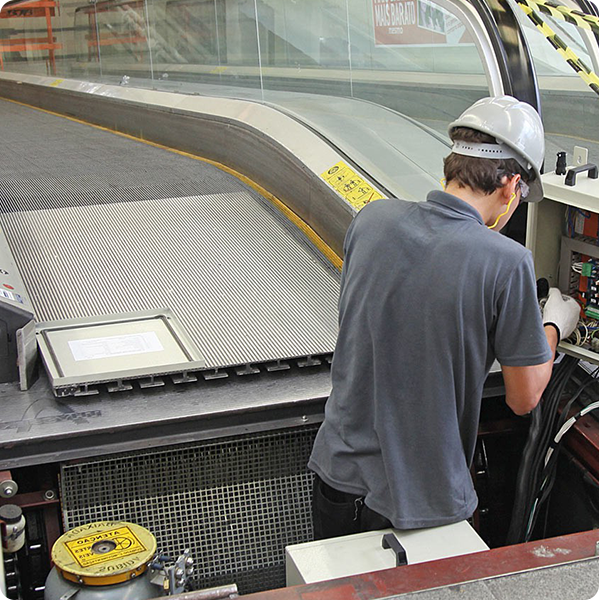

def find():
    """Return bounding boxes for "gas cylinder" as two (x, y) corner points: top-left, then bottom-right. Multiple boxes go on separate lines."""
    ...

(44, 521), (159, 600)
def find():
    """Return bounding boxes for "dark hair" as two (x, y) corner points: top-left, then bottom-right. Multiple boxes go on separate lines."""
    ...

(444, 127), (531, 196)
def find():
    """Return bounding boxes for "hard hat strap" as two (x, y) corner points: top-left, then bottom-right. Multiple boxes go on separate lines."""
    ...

(452, 140), (531, 172)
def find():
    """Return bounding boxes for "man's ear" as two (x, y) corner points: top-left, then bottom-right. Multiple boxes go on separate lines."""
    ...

(500, 174), (520, 205)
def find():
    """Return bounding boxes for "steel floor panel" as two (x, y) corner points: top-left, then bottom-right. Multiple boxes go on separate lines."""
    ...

(0, 98), (340, 370)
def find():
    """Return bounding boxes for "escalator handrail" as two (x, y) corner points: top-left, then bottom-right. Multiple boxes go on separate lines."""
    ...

(474, 0), (542, 112)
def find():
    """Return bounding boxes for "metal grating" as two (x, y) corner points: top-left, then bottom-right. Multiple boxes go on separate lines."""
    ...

(0, 192), (340, 370)
(0, 171), (234, 213)
(60, 426), (318, 594)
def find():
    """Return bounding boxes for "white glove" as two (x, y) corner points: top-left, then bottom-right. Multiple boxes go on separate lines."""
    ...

(542, 288), (581, 340)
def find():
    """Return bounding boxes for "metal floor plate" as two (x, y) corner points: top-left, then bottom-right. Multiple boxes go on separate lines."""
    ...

(0, 99), (340, 375)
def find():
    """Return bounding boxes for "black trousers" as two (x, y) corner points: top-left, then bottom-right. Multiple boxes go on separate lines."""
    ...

(312, 474), (392, 540)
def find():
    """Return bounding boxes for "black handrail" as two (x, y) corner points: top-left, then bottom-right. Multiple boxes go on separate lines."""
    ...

(474, 0), (542, 112)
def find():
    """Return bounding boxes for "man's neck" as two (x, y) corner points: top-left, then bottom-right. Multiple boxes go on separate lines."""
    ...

(444, 182), (502, 227)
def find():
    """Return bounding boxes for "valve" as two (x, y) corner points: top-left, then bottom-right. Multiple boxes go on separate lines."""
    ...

(149, 549), (194, 595)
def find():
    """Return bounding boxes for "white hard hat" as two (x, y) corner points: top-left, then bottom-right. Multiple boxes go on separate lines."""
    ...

(448, 96), (545, 202)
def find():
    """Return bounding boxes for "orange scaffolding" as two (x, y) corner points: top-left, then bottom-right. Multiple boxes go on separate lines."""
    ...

(0, 0), (62, 74)
(75, 0), (146, 63)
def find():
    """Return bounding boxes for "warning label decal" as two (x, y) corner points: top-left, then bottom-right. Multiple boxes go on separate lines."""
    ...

(65, 525), (147, 568)
(321, 162), (385, 210)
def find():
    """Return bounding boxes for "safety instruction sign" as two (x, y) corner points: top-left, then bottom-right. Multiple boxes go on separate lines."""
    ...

(65, 525), (147, 568)
(321, 161), (385, 210)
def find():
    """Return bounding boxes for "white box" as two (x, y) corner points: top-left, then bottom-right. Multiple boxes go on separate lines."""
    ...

(285, 520), (489, 586)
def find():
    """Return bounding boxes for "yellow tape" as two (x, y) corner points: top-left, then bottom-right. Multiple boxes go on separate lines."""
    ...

(516, 1), (599, 94)
(321, 161), (384, 211)
(0, 95), (343, 270)
(516, 0), (598, 32)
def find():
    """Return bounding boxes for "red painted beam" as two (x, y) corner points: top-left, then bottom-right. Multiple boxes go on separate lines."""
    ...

(244, 530), (598, 600)
(0, 490), (60, 510)
(565, 412), (599, 481)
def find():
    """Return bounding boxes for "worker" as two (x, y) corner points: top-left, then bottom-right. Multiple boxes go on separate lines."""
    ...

(308, 96), (581, 539)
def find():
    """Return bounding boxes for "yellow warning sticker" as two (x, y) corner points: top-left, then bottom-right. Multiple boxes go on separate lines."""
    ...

(321, 161), (385, 210)
(65, 525), (147, 568)
(49, 79), (63, 87)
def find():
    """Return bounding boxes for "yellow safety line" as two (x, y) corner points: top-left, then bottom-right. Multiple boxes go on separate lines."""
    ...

(0, 95), (343, 270)
(516, 0), (598, 32)
(516, 1), (599, 94)
(548, 130), (598, 144)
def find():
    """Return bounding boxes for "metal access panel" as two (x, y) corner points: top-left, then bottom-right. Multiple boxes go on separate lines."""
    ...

(36, 309), (207, 396)
(60, 425), (319, 594)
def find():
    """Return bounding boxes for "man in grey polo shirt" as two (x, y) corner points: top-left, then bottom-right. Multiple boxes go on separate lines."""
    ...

(308, 96), (580, 538)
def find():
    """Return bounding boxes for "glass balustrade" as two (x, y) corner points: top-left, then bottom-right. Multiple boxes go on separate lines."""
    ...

(0, 0), (597, 196)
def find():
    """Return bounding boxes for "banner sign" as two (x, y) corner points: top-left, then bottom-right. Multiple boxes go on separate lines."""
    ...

(373, 0), (465, 46)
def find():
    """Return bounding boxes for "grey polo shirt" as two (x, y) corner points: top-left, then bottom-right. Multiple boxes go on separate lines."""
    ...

(308, 191), (552, 529)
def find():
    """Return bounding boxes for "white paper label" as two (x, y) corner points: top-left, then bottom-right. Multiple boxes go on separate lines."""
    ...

(68, 331), (164, 362)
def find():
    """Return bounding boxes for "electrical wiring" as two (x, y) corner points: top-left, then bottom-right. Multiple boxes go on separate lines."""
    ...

(507, 277), (597, 543)
(506, 355), (581, 544)
(521, 366), (598, 541)
(556, 375), (600, 433)
(533, 357), (578, 472)
(565, 206), (593, 238)
(525, 400), (599, 540)
(568, 320), (599, 347)
(544, 401), (599, 468)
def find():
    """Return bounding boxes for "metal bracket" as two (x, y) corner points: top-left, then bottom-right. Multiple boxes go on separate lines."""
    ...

(17, 319), (38, 391)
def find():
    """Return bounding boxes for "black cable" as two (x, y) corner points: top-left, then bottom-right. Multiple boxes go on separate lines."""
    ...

(526, 461), (559, 541)
(525, 359), (575, 501)
(539, 372), (598, 487)
(506, 356), (579, 544)
(556, 375), (599, 432)
(526, 400), (599, 540)
(531, 358), (578, 469)
(506, 404), (543, 544)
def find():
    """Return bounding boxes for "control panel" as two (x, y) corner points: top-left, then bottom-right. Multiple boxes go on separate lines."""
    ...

(526, 148), (599, 363)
